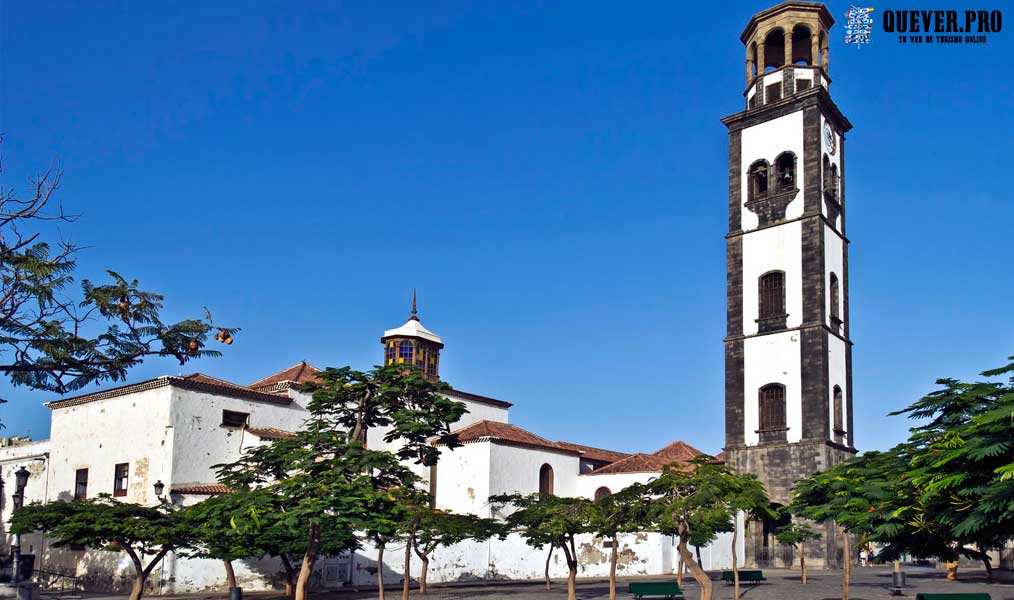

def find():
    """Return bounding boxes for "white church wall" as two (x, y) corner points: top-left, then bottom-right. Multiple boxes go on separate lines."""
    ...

(740, 110), (806, 232)
(742, 220), (803, 336)
(576, 471), (656, 499)
(488, 444), (579, 502)
(445, 393), (510, 425)
(434, 442), (492, 516)
(1, 440), (50, 556)
(168, 388), (308, 486)
(48, 388), (174, 506)
(743, 331), (803, 445)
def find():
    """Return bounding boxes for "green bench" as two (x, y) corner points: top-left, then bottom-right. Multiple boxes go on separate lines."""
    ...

(720, 570), (766, 583)
(628, 581), (683, 599)
(914, 595), (990, 600)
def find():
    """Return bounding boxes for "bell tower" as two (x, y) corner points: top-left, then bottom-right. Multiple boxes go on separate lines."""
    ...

(381, 290), (444, 380)
(722, 1), (855, 568)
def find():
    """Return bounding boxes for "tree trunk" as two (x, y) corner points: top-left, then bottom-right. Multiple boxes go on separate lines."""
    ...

(841, 529), (851, 600)
(280, 554), (295, 599)
(377, 543), (387, 600)
(419, 556), (429, 594)
(609, 536), (618, 600)
(561, 538), (578, 600)
(544, 545), (554, 591)
(402, 540), (412, 600)
(676, 553), (684, 588)
(676, 533), (712, 600)
(128, 574), (146, 600)
(695, 545), (703, 569)
(945, 561), (958, 581)
(120, 542), (171, 600)
(224, 560), (237, 589)
(732, 519), (739, 599)
(800, 542), (807, 585)
(295, 525), (320, 600)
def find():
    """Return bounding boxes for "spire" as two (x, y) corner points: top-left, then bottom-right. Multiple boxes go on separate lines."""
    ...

(410, 289), (419, 321)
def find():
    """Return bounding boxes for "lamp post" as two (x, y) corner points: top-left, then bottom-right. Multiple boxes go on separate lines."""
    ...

(11, 466), (30, 584)
(153, 480), (165, 500)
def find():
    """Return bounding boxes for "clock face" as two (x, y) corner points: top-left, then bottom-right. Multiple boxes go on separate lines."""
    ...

(824, 123), (836, 155)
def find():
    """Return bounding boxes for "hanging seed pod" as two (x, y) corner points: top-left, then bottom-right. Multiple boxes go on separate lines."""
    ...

(188, 339), (199, 351)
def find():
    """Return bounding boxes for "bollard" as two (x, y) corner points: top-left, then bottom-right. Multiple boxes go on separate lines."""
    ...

(892, 571), (906, 588)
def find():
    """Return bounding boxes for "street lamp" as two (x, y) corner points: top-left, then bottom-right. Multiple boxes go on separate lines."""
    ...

(11, 465), (31, 584)
(153, 480), (165, 499)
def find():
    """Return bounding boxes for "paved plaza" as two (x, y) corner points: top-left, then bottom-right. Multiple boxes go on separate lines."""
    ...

(307, 567), (1012, 600)
(45, 566), (1007, 600)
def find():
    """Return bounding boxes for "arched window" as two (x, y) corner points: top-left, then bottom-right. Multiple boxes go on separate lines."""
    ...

(385, 342), (396, 364)
(539, 464), (554, 497)
(791, 24), (813, 65)
(750, 42), (759, 80)
(829, 273), (841, 329)
(748, 160), (769, 202)
(759, 384), (787, 441)
(398, 340), (414, 362)
(775, 152), (796, 190)
(822, 155), (832, 193)
(832, 385), (844, 443)
(830, 164), (839, 200)
(594, 487), (612, 501)
(758, 271), (786, 332)
(763, 29), (785, 72)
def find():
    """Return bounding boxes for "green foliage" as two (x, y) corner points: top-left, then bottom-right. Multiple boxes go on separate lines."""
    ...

(775, 521), (822, 548)
(632, 458), (771, 544)
(790, 357), (1014, 564)
(409, 505), (504, 557)
(10, 494), (186, 553)
(587, 486), (652, 540)
(0, 147), (235, 396)
(300, 365), (466, 466)
(490, 492), (595, 568)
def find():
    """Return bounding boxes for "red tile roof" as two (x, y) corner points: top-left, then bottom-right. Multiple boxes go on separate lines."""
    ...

(248, 361), (321, 390)
(585, 453), (670, 475)
(439, 420), (581, 455)
(46, 373), (294, 409)
(712, 451), (726, 464)
(247, 426), (297, 441)
(170, 483), (231, 495)
(652, 440), (708, 463)
(555, 441), (630, 464)
(580, 440), (714, 475)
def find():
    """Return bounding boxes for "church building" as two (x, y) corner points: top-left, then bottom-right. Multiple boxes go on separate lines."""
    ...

(0, 0), (857, 592)
(721, 0), (856, 568)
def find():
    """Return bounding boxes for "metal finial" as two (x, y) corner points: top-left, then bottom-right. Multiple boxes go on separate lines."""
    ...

(410, 289), (419, 321)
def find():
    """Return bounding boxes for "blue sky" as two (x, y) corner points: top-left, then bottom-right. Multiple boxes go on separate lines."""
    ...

(0, 1), (1011, 455)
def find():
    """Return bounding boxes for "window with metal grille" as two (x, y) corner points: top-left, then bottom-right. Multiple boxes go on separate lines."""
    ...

(74, 468), (89, 500)
(398, 340), (414, 361)
(833, 385), (844, 443)
(759, 384), (786, 431)
(749, 161), (769, 201)
(830, 273), (841, 327)
(113, 463), (129, 497)
(385, 343), (395, 363)
(759, 271), (785, 319)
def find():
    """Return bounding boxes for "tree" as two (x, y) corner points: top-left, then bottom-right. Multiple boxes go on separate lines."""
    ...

(723, 471), (771, 600)
(629, 459), (767, 600)
(10, 495), (191, 600)
(891, 356), (1014, 578)
(0, 140), (236, 399)
(215, 365), (466, 600)
(405, 506), (503, 595)
(775, 521), (821, 585)
(491, 493), (595, 600)
(587, 488), (652, 600)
